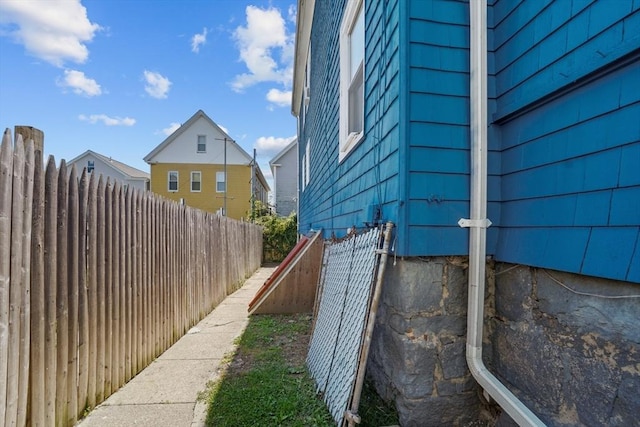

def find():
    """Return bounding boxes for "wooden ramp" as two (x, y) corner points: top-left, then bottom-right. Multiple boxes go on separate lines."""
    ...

(248, 231), (324, 315)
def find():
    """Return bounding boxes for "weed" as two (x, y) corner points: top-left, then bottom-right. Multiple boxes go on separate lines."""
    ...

(205, 314), (398, 427)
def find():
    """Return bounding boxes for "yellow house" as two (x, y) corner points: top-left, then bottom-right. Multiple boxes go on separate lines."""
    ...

(143, 110), (269, 219)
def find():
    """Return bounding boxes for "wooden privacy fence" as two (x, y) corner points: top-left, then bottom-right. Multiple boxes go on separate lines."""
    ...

(0, 129), (263, 427)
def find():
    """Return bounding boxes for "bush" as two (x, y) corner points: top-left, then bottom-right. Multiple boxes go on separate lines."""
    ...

(251, 201), (297, 262)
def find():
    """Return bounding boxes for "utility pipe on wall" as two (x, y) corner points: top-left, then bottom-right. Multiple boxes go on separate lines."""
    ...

(462, 1), (545, 426)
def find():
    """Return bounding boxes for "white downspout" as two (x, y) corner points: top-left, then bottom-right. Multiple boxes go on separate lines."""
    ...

(461, 1), (545, 426)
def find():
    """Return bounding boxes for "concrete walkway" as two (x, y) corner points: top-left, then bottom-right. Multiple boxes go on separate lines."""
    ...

(78, 266), (276, 427)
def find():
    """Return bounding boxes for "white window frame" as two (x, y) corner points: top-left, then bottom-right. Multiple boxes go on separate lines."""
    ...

(216, 171), (226, 193)
(190, 171), (201, 192)
(305, 140), (310, 187)
(168, 171), (179, 192)
(197, 135), (206, 153)
(339, 0), (365, 162)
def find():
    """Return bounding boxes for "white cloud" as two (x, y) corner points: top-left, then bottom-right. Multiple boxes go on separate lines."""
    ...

(191, 28), (207, 53)
(255, 135), (296, 156)
(0, 0), (101, 67)
(231, 6), (294, 92)
(266, 88), (291, 107)
(287, 5), (297, 24)
(79, 114), (135, 126)
(58, 69), (101, 96)
(219, 124), (229, 135)
(162, 122), (181, 136)
(143, 70), (171, 99)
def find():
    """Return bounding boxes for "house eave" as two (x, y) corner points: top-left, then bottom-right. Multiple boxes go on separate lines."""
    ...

(291, 0), (315, 117)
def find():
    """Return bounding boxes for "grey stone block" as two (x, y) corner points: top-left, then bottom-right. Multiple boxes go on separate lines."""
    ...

(434, 377), (476, 396)
(494, 264), (533, 322)
(609, 374), (640, 427)
(383, 260), (443, 313)
(396, 393), (481, 427)
(440, 340), (469, 379)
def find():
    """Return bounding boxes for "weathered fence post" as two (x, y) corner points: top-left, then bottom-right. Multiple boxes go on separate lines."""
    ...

(0, 130), (14, 426)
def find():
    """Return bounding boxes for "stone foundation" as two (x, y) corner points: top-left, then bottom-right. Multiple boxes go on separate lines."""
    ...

(366, 258), (640, 426)
(491, 264), (640, 426)
(367, 257), (486, 426)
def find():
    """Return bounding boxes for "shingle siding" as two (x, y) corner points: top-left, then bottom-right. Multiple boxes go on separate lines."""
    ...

(298, 0), (639, 282)
(491, 1), (640, 282)
(406, 0), (473, 256)
(298, 0), (401, 236)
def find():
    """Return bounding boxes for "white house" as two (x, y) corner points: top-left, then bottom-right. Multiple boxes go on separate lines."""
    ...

(269, 138), (298, 217)
(66, 150), (150, 192)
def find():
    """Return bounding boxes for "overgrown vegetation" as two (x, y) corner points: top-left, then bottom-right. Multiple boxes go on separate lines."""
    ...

(251, 201), (297, 262)
(205, 314), (399, 427)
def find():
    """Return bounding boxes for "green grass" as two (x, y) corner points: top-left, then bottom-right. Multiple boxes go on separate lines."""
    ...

(205, 314), (398, 427)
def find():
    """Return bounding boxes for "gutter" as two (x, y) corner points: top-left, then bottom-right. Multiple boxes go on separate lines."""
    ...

(461, 1), (545, 426)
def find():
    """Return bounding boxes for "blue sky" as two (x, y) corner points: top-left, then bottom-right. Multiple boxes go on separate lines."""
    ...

(0, 0), (298, 187)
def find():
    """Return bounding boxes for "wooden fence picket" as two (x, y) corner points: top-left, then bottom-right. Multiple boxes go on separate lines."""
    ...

(29, 142), (45, 427)
(78, 169), (90, 416)
(0, 132), (13, 426)
(67, 166), (80, 425)
(0, 134), (263, 426)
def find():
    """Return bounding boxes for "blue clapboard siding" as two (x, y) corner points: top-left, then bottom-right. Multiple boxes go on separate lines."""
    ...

(491, 0), (640, 120)
(490, 0), (640, 282)
(298, 0), (639, 283)
(404, 0), (477, 256)
(297, 0), (402, 237)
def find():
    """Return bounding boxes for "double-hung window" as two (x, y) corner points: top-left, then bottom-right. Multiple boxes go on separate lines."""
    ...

(197, 135), (206, 153)
(168, 171), (178, 192)
(216, 171), (226, 192)
(339, 0), (365, 161)
(191, 171), (201, 192)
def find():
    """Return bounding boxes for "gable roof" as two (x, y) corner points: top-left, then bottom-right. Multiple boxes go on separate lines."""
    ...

(269, 137), (298, 167)
(143, 109), (252, 164)
(67, 150), (150, 180)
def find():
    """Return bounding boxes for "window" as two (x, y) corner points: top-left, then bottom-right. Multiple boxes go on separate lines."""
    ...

(339, 0), (365, 161)
(197, 135), (206, 153)
(168, 171), (178, 192)
(305, 140), (310, 187)
(87, 160), (95, 173)
(216, 171), (226, 192)
(191, 171), (201, 192)
(301, 140), (310, 191)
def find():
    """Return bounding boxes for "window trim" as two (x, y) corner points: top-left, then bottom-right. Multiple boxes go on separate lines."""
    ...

(197, 135), (207, 153)
(305, 140), (310, 187)
(339, 0), (365, 162)
(168, 171), (179, 192)
(190, 171), (202, 192)
(216, 171), (226, 193)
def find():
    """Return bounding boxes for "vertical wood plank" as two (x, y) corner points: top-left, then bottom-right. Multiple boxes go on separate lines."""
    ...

(119, 186), (126, 386)
(103, 180), (113, 398)
(77, 169), (90, 416)
(29, 140), (45, 427)
(55, 161), (69, 427)
(86, 172), (98, 409)
(141, 194), (149, 367)
(5, 136), (25, 427)
(95, 177), (106, 403)
(131, 190), (138, 376)
(16, 139), (34, 427)
(67, 165), (80, 425)
(111, 183), (121, 391)
(43, 156), (58, 426)
(0, 131), (13, 426)
(124, 188), (132, 382)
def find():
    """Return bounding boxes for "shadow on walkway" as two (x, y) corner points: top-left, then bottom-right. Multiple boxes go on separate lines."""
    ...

(77, 266), (277, 427)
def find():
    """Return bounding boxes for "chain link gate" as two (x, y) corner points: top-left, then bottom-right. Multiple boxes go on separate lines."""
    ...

(307, 224), (392, 426)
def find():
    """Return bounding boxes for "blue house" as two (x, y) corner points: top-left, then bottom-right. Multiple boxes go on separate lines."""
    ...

(292, 0), (639, 425)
